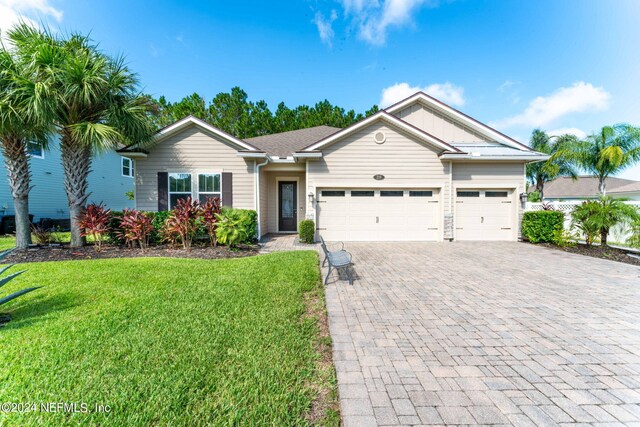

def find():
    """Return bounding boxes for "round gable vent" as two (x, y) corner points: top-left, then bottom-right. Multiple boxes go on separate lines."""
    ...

(374, 131), (386, 144)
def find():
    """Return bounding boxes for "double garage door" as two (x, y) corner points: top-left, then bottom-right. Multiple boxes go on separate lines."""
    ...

(317, 189), (440, 241)
(316, 187), (516, 241)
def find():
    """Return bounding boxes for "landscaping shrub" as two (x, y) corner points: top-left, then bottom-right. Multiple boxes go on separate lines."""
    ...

(201, 197), (222, 246)
(163, 197), (201, 250)
(527, 191), (541, 202)
(552, 229), (577, 248)
(119, 209), (154, 249)
(627, 219), (640, 248)
(571, 201), (600, 246)
(571, 197), (639, 246)
(215, 208), (256, 248)
(298, 219), (315, 243)
(521, 210), (564, 243)
(151, 210), (171, 244)
(106, 211), (125, 244)
(77, 203), (111, 251)
(31, 224), (57, 245)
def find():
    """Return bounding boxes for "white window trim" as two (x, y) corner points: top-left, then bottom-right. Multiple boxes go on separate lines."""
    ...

(168, 172), (193, 209)
(196, 172), (222, 204)
(121, 157), (134, 178)
(27, 142), (44, 159)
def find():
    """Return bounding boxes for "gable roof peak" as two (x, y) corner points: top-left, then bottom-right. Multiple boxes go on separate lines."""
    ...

(384, 91), (531, 151)
(303, 110), (463, 153)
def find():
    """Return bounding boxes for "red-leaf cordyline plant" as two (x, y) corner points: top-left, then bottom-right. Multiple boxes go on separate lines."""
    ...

(118, 209), (154, 249)
(163, 197), (201, 250)
(78, 202), (111, 251)
(200, 197), (221, 246)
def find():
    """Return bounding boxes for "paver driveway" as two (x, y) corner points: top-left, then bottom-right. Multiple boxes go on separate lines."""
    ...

(325, 242), (640, 426)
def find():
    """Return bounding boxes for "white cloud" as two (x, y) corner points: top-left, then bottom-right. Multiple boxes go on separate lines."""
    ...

(498, 80), (517, 92)
(380, 82), (465, 108)
(335, 0), (438, 46)
(547, 127), (587, 139)
(491, 82), (611, 129)
(313, 9), (338, 47)
(0, 0), (62, 35)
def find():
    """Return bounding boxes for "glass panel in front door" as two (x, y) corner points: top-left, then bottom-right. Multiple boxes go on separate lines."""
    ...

(282, 183), (294, 218)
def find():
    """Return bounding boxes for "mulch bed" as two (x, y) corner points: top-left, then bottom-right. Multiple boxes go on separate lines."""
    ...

(1, 243), (260, 263)
(536, 242), (640, 267)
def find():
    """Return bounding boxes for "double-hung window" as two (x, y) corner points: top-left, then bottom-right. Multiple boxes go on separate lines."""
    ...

(122, 157), (134, 177)
(198, 173), (221, 203)
(168, 172), (222, 208)
(168, 173), (192, 208)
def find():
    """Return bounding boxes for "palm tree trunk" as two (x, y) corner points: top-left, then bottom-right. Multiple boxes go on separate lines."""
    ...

(600, 229), (608, 247)
(60, 129), (91, 247)
(1, 134), (32, 249)
(536, 180), (545, 201)
(599, 176), (606, 196)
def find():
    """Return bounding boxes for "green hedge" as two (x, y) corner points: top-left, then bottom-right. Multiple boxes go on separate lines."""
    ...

(521, 210), (564, 243)
(298, 220), (315, 243)
(102, 208), (258, 246)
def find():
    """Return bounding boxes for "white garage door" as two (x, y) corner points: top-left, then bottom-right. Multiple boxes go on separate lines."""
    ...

(317, 189), (440, 241)
(455, 189), (515, 241)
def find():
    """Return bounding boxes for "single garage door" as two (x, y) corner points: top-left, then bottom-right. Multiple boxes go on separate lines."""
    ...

(317, 189), (440, 241)
(455, 189), (515, 241)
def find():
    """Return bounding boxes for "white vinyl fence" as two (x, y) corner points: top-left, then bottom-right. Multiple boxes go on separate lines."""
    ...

(525, 201), (640, 244)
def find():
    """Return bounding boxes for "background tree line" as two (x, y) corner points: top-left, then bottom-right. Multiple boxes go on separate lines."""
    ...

(145, 87), (379, 139)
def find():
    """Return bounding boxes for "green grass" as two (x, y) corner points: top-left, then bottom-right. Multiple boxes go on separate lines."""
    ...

(0, 232), (96, 251)
(0, 235), (16, 251)
(0, 252), (336, 426)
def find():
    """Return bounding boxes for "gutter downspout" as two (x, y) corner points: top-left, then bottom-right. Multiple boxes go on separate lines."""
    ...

(255, 157), (270, 239)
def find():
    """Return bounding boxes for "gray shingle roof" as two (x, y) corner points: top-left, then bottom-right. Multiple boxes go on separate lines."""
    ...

(529, 176), (640, 198)
(243, 125), (341, 157)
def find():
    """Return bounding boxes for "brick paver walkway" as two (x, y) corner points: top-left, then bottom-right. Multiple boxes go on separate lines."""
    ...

(260, 236), (640, 426)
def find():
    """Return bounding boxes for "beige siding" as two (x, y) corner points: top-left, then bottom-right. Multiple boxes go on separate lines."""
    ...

(452, 162), (527, 238)
(394, 103), (489, 143)
(264, 171), (306, 234)
(307, 122), (450, 227)
(135, 125), (255, 211)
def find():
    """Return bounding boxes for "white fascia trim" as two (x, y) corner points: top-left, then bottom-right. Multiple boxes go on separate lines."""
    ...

(293, 152), (323, 159)
(441, 154), (550, 162)
(268, 156), (296, 163)
(304, 112), (456, 152)
(237, 152), (268, 159)
(385, 93), (532, 151)
(120, 152), (148, 159)
(157, 116), (259, 151)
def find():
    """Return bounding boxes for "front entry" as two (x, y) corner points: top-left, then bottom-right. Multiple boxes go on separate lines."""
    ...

(278, 181), (297, 232)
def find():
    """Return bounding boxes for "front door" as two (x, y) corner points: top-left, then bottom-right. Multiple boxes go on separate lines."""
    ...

(278, 181), (297, 232)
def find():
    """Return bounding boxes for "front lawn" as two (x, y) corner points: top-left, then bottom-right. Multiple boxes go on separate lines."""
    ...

(0, 252), (337, 426)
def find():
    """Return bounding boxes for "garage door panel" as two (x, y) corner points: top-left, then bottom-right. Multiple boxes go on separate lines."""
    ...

(318, 188), (440, 241)
(455, 189), (515, 241)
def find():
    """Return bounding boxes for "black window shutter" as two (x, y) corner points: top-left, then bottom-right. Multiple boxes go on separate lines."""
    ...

(157, 172), (168, 211)
(221, 172), (233, 207)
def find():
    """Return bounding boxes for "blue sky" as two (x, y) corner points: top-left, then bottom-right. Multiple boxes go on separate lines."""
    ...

(2, 0), (640, 179)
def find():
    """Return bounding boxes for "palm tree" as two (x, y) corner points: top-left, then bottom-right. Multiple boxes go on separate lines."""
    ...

(8, 25), (154, 247)
(587, 196), (639, 246)
(0, 38), (52, 249)
(526, 129), (579, 200)
(576, 124), (640, 195)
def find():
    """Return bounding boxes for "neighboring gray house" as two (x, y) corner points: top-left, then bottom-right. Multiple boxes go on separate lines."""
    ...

(0, 138), (135, 225)
(531, 176), (640, 201)
(120, 92), (549, 242)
